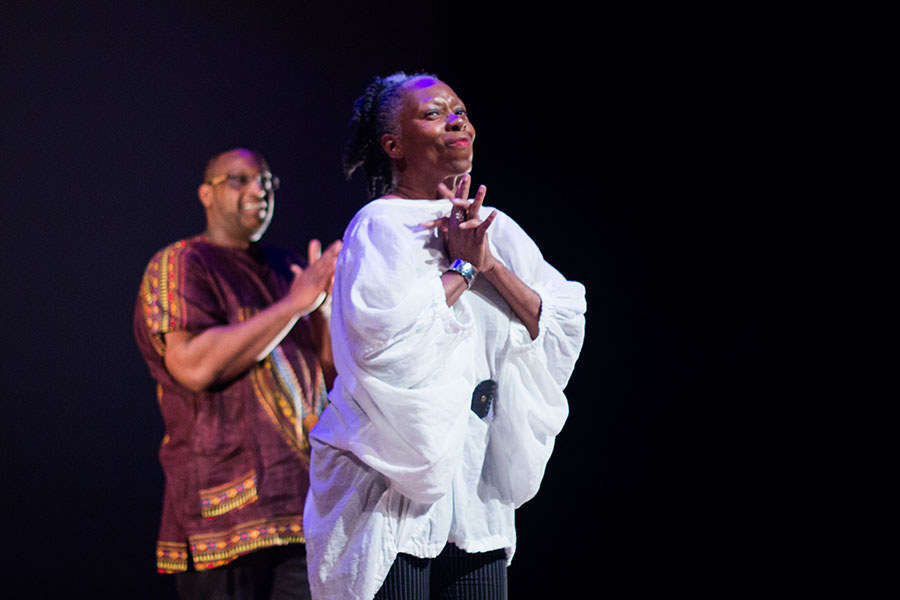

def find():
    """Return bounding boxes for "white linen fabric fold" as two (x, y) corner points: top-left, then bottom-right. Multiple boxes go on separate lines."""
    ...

(304, 198), (586, 600)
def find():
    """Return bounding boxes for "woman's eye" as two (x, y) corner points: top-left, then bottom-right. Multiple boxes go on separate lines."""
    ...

(455, 108), (467, 116)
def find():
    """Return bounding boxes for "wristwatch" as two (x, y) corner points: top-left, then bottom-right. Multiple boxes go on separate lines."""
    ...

(446, 258), (477, 289)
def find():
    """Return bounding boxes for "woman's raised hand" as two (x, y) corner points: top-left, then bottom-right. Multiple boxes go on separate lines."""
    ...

(436, 175), (498, 273)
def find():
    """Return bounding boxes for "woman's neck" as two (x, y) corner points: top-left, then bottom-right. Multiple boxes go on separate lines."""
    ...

(388, 174), (461, 200)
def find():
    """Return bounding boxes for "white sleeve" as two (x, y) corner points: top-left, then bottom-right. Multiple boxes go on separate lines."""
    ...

(326, 208), (475, 503)
(485, 211), (587, 506)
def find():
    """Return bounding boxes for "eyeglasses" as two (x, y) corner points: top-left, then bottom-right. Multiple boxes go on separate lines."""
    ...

(206, 172), (280, 193)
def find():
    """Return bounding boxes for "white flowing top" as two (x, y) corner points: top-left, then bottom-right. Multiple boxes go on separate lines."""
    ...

(304, 198), (586, 600)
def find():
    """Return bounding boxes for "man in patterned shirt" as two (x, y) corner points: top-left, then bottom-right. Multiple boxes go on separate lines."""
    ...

(134, 148), (341, 599)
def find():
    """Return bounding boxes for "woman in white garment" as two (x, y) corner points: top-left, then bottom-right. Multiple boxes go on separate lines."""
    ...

(304, 72), (586, 600)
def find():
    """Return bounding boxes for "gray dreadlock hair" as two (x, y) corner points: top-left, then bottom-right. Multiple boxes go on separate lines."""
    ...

(342, 71), (439, 199)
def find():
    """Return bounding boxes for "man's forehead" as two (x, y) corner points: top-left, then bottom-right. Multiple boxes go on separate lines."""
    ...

(211, 149), (267, 174)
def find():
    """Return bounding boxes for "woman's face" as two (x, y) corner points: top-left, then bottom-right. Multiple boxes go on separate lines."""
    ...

(390, 77), (475, 182)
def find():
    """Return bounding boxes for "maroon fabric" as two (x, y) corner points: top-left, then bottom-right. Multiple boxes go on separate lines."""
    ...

(134, 236), (328, 572)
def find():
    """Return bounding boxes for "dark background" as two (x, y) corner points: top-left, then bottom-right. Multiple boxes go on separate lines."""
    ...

(1, 1), (871, 597)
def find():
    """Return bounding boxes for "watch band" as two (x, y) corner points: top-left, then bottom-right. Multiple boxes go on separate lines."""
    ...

(446, 258), (477, 289)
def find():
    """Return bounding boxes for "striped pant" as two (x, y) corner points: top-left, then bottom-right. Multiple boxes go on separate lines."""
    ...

(374, 543), (508, 600)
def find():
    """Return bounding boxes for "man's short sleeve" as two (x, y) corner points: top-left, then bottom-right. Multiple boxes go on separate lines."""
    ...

(137, 240), (224, 345)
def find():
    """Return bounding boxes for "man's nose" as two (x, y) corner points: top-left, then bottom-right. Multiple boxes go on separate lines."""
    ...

(248, 176), (267, 197)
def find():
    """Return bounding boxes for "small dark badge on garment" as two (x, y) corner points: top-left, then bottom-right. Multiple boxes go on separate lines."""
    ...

(471, 379), (497, 419)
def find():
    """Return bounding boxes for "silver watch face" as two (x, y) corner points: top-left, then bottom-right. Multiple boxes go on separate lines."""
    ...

(448, 259), (476, 288)
(460, 262), (476, 280)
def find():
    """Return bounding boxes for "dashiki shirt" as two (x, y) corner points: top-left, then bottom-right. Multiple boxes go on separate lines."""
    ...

(134, 236), (328, 572)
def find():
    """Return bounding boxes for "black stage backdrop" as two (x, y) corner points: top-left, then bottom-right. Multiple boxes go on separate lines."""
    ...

(1, 2), (872, 597)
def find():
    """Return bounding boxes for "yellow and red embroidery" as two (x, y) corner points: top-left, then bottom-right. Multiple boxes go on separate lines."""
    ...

(140, 239), (189, 356)
(156, 540), (189, 573)
(199, 470), (258, 519)
(239, 307), (328, 466)
(188, 516), (305, 571)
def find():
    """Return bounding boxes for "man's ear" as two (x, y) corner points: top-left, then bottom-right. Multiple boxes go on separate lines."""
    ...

(198, 183), (213, 208)
(381, 133), (403, 160)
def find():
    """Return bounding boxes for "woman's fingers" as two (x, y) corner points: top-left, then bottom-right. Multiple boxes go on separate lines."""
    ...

(419, 217), (448, 229)
(480, 209), (498, 231)
(447, 198), (469, 224)
(470, 184), (487, 215)
(440, 176), (471, 200)
(459, 209), (497, 231)
(437, 177), (487, 227)
(437, 182), (454, 199)
(456, 174), (471, 205)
